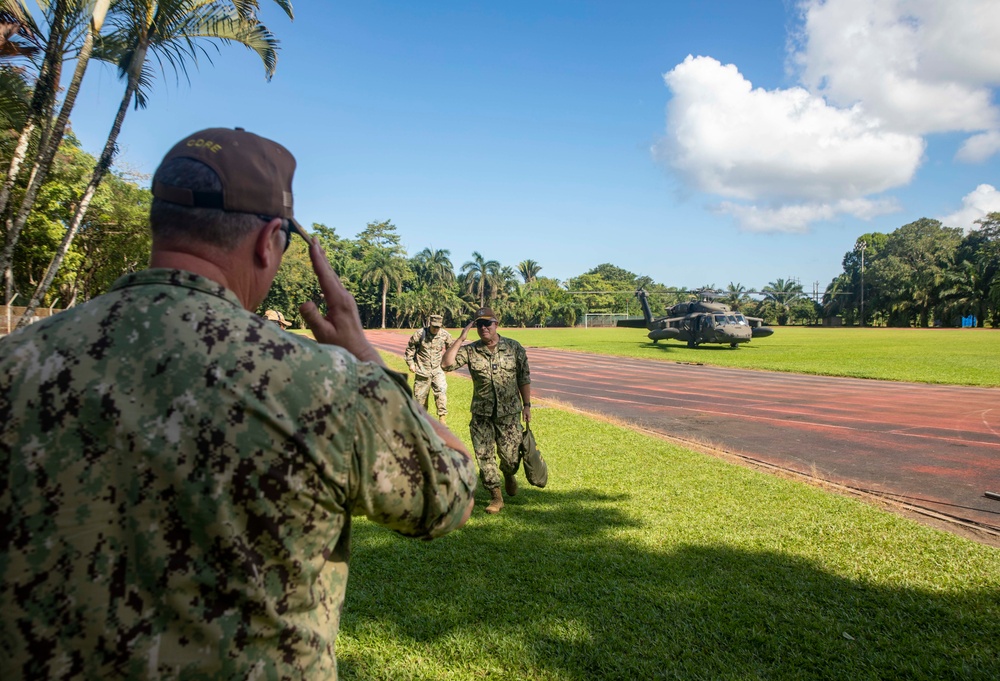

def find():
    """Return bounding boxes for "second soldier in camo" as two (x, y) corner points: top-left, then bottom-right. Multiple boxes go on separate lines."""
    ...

(405, 314), (454, 423)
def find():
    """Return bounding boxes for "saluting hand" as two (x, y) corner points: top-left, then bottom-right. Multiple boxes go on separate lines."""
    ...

(300, 238), (383, 366)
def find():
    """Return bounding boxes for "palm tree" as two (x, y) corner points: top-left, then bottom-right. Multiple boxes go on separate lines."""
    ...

(723, 282), (750, 311)
(461, 250), (499, 307)
(938, 262), (980, 327)
(0, 0), (102, 302)
(361, 248), (409, 329)
(517, 259), (541, 284)
(822, 274), (850, 320)
(762, 278), (803, 326)
(17, 0), (292, 327)
(413, 247), (454, 290)
(0, 4), (41, 135)
(0, 2), (54, 219)
(491, 264), (517, 305)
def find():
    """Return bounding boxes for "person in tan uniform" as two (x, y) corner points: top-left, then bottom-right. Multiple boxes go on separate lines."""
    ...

(405, 313), (454, 422)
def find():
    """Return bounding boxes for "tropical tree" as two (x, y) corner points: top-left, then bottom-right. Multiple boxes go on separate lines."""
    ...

(0, 3), (41, 139)
(461, 250), (499, 307)
(868, 218), (962, 327)
(517, 258), (541, 284)
(953, 212), (1000, 327)
(506, 282), (552, 327)
(8, 133), (93, 303)
(723, 282), (750, 311)
(57, 162), (151, 306)
(549, 296), (585, 327)
(822, 273), (851, 321)
(0, 0), (59, 221)
(361, 246), (409, 329)
(412, 247), (455, 291)
(1, 0), (104, 302)
(491, 264), (518, 308)
(17, 0), (293, 327)
(761, 277), (803, 325)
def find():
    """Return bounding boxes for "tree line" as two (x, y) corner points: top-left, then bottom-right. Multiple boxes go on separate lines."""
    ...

(3, 4), (998, 330)
(823, 216), (1000, 328)
(0, 0), (292, 328)
(6, 134), (1000, 330)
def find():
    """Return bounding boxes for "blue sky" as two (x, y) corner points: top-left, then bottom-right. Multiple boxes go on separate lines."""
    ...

(67, 0), (1000, 295)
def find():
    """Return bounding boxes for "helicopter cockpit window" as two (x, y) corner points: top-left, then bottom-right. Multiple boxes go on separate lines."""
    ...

(735, 314), (748, 325)
(714, 314), (727, 326)
(727, 315), (738, 324)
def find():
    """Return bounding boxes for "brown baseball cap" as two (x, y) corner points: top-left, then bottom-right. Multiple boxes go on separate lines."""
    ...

(152, 127), (310, 241)
(474, 307), (497, 322)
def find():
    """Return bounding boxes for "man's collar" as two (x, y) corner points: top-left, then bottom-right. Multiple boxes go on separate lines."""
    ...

(109, 268), (244, 309)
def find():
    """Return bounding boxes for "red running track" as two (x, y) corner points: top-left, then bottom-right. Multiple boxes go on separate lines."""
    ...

(366, 330), (1000, 536)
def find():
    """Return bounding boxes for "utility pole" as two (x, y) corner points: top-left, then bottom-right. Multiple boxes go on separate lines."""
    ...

(857, 239), (867, 327)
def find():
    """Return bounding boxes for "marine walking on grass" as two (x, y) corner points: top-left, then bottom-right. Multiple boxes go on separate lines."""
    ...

(405, 313), (454, 423)
(443, 306), (535, 513)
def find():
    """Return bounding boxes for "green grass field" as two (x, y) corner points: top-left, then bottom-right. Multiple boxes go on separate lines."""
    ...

(335, 353), (1000, 680)
(453, 326), (1000, 387)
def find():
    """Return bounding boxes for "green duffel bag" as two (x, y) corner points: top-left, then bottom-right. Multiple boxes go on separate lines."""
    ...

(519, 426), (548, 488)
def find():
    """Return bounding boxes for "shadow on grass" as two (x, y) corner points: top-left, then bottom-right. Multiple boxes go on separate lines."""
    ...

(338, 487), (998, 680)
(642, 341), (752, 353)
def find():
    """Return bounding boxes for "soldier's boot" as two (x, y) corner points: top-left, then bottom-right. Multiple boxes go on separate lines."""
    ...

(485, 487), (504, 514)
(438, 414), (447, 425)
(504, 471), (518, 497)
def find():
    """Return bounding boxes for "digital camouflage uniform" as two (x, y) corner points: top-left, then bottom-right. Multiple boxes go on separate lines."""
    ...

(443, 336), (530, 490)
(0, 269), (476, 680)
(404, 326), (453, 418)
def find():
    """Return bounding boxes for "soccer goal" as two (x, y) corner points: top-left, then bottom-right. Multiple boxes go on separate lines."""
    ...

(583, 313), (631, 328)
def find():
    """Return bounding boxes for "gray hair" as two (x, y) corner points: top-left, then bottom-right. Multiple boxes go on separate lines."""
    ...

(150, 157), (262, 249)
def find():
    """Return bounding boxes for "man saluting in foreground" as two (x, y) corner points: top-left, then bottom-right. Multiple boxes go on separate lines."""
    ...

(0, 127), (476, 679)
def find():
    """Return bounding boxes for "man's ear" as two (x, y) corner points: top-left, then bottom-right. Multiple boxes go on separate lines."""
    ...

(254, 218), (284, 269)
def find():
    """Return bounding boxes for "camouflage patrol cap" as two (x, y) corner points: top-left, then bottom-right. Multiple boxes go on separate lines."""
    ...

(152, 127), (310, 240)
(474, 307), (497, 322)
(428, 314), (443, 327)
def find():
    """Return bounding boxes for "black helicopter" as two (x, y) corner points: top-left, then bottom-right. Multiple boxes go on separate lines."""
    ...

(617, 289), (774, 348)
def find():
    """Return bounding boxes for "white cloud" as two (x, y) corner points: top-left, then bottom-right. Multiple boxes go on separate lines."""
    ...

(939, 184), (1000, 231)
(654, 0), (1000, 234)
(718, 197), (900, 234)
(794, 0), (1000, 135)
(656, 55), (923, 204)
(956, 131), (1000, 163)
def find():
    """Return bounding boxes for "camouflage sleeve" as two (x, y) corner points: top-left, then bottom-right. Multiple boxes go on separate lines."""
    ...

(349, 361), (476, 539)
(442, 343), (469, 372)
(516, 343), (531, 386)
(404, 331), (420, 365)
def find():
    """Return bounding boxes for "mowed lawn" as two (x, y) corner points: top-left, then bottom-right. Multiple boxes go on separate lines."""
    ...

(336, 351), (1000, 680)
(490, 325), (1000, 387)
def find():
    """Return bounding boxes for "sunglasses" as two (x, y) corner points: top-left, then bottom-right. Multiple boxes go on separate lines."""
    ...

(475, 320), (496, 328)
(258, 215), (295, 253)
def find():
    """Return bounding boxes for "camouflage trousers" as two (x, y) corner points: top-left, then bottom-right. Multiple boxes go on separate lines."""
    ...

(413, 370), (448, 417)
(470, 413), (522, 491)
